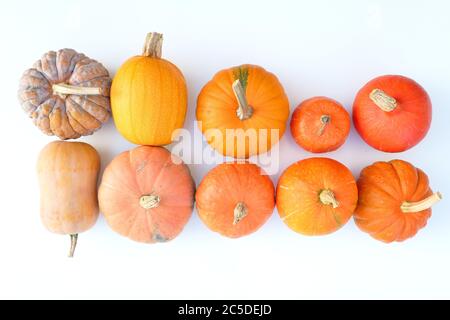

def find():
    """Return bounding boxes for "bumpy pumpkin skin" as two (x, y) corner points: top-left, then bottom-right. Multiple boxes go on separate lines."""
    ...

(98, 146), (195, 243)
(277, 158), (358, 236)
(196, 162), (275, 238)
(197, 64), (290, 158)
(37, 141), (100, 235)
(111, 34), (188, 146)
(354, 160), (439, 243)
(18, 49), (111, 139)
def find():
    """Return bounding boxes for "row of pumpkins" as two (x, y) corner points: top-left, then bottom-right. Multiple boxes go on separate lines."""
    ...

(19, 33), (441, 257)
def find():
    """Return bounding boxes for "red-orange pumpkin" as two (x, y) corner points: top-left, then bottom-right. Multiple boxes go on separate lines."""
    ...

(196, 162), (275, 238)
(353, 75), (432, 152)
(290, 97), (350, 153)
(98, 146), (195, 243)
(354, 159), (442, 242)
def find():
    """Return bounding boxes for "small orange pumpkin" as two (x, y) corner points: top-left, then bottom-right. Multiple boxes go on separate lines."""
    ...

(277, 158), (358, 235)
(354, 159), (442, 242)
(98, 146), (195, 243)
(196, 162), (275, 238)
(290, 97), (350, 153)
(196, 64), (290, 158)
(37, 141), (100, 257)
(111, 32), (187, 145)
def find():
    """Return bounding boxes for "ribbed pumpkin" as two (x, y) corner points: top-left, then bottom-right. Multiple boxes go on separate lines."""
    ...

(18, 48), (111, 139)
(353, 75), (432, 152)
(98, 146), (195, 243)
(196, 64), (290, 158)
(354, 159), (442, 242)
(277, 158), (358, 236)
(196, 162), (275, 238)
(37, 141), (100, 257)
(111, 32), (187, 145)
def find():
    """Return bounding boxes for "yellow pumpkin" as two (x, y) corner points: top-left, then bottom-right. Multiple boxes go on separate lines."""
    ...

(37, 141), (100, 257)
(111, 32), (187, 145)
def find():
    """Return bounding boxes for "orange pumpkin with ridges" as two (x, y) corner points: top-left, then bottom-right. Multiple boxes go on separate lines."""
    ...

(197, 64), (289, 158)
(354, 159), (442, 242)
(98, 146), (195, 243)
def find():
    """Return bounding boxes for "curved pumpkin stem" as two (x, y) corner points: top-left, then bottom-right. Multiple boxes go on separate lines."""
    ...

(68, 234), (78, 258)
(52, 83), (104, 98)
(319, 189), (339, 208)
(401, 192), (442, 213)
(233, 202), (248, 225)
(232, 80), (253, 120)
(369, 89), (397, 112)
(142, 32), (163, 58)
(318, 115), (331, 136)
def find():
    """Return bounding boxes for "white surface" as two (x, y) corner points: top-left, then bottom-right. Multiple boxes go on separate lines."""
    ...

(1, 0), (449, 299)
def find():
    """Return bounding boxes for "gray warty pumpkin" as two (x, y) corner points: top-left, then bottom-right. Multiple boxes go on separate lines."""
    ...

(18, 48), (111, 139)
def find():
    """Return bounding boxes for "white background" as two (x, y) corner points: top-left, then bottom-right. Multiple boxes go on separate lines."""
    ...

(1, 0), (449, 299)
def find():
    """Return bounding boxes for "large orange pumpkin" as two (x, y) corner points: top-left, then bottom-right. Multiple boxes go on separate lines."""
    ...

(37, 141), (100, 257)
(98, 146), (195, 243)
(277, 158), (358, 235)
(290, 96), (350, 153)
(196, 162), (275, 238)
(354, 159), (442, 242)
(196, 64), (290, 158)
(111, 32), (187, 145)
(353, 75), (432, 152)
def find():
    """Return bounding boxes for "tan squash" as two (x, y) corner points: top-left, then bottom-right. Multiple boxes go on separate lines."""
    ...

(18, 48), (111, 140)
(37, 141), (100, 257)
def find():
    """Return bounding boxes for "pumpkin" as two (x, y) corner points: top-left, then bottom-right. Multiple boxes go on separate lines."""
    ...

(196, 162), (275, 238)
(196, 64), (290, 158)
(98, 146), (195, 243)
(18, 48), (111, 140)
(111, 32), (187, 145)
(353, 75), (432, 152)
(354, 159), (442, 242)
(277, 157), (358, 235)
(290, 96), (350, 153)
(37, 141), (100, 257)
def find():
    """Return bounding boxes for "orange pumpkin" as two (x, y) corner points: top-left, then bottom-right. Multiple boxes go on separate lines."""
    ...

(277, 158), (358, 235)
(354, 159), (442, 242)
(353, 75), (432, 152)
(290, 97), (350, 153)
(196, 162), (275, 238)
(111, 32), (187, 145)
(37, 141), (100, 257)
(98, 146), (195, 243)
(196, 64), (290, 158)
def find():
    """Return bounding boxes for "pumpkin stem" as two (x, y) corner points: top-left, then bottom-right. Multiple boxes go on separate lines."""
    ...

(318, 115), (331, 136)
(52, 83), (104, 98)
(142, 32), (163, 58)
(369, 89), (397, 112)
(401, 192), (442, 213)
(68, 234), (78, 258)
(140, 194), (161, 209)
(232, 79), (253, 120)
(319, 189), (339, 208)
(233, 202), (248, 225)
